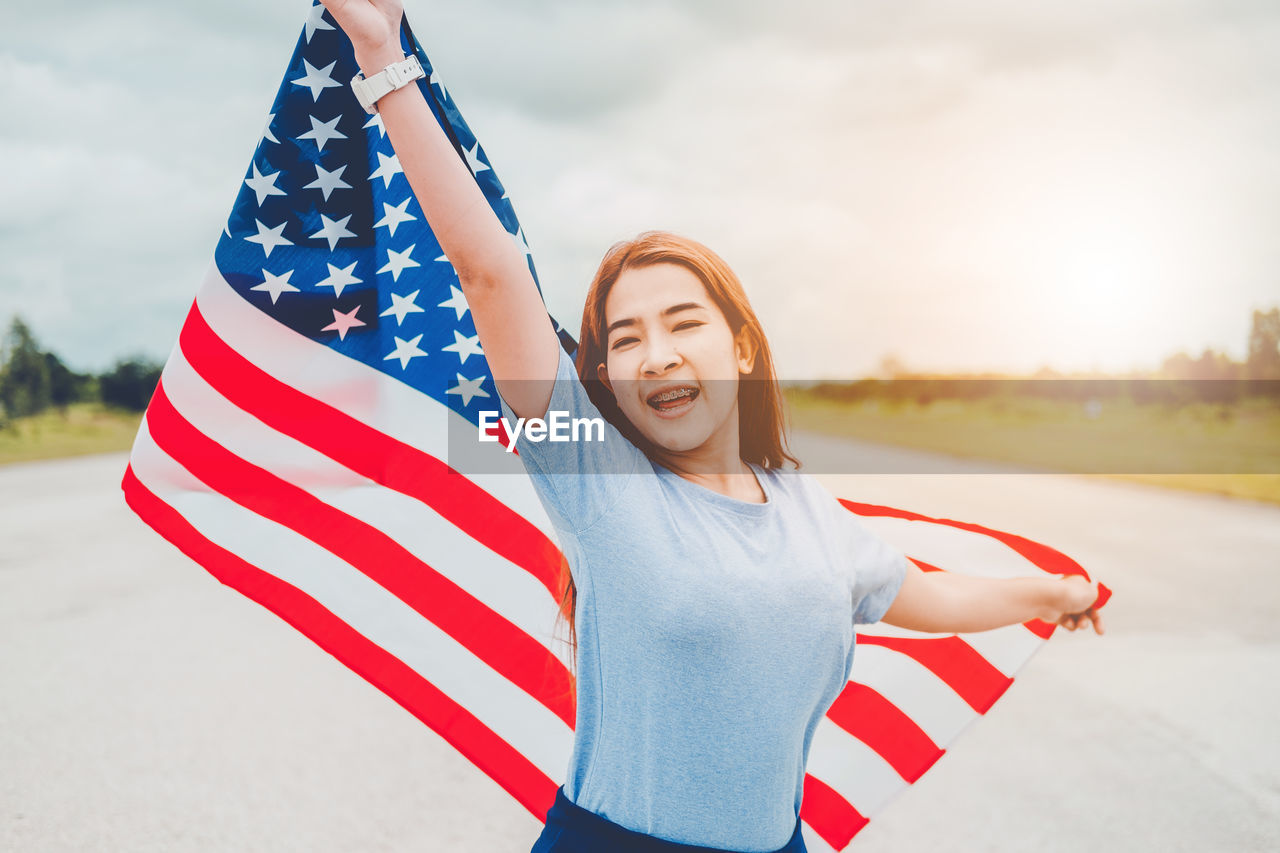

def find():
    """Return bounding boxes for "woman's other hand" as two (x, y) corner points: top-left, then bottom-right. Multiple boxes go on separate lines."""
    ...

(1043, 575), (1106, 635)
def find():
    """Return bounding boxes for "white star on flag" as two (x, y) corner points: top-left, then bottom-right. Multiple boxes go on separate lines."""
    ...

(244, 162), (287, 206)
(363, 113), (386, 138)
(510, 226), (533, 260)
(310, 213), (356, 250)
(245, 219), (293, 258)
(304, 163), (352, 201)
(315, 261), (362, 297)
(250, 268), (299, 304)
(383, 333), (428, 369)
(446, 373), (491, 407)
(442, 329), (484, 365)
(379, 289), (425, 326)
(369, 152), (403, 189)
(299, 114), (348, 152)
(437, 284), (470, 321)
(378, 244), (421, 282)
(429, 68), (448, 99)
(321, 305), (366, 340)
(303, 2), (335, 42)
(463, 141), (490, 174)
(374, 198), (417, 237)
(261, 112), (279, 145)
(291, 58), (342, 101)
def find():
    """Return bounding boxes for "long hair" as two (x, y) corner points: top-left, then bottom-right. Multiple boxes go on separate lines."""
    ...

(554, 231), (800, 682)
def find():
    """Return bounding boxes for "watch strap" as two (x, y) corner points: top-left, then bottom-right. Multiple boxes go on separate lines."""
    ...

(351, 54), (425, 115)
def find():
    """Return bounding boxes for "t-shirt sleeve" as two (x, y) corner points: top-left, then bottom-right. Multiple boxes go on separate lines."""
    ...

(494, 344), (648, 533)
(839, 509), (910, 625)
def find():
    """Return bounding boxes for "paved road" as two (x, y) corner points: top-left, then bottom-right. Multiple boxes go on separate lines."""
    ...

(2, 440), (1277, 851)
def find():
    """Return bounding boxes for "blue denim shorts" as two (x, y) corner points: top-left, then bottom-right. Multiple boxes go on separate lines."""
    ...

(530, 786), (808, 853)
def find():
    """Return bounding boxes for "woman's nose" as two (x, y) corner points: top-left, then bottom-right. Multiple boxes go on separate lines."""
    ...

(640, 334), (681, 375)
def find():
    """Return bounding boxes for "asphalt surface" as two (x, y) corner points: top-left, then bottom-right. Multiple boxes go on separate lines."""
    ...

(2, 437), (1277, 852)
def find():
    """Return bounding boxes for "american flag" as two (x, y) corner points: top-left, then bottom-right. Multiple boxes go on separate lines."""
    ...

(121, 6), (1107, 850)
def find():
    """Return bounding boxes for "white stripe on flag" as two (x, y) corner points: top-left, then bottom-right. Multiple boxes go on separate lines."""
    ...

(859, 515), (1050, 580)
(157, 346), (569, 660)
(850, 644), (979, 746)
(859, 621), (1043, 679)
(800, 824), (840, 853)
(194, 261), (556, 539)
(807, 717), (908, 818)
(128, 423), (575, 781)
(956, 624), (1045, 676)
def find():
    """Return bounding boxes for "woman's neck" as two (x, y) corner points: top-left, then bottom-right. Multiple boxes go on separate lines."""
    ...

(673, 465), (766, 503)
(651, 422), (765, 503)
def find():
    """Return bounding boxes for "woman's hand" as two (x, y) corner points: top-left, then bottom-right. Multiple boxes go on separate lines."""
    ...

(1042, 575), (1106, 634)
(319, 0), (403, 63)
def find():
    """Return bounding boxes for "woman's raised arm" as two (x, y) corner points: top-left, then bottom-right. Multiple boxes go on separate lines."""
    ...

(320, 0), (560, 419)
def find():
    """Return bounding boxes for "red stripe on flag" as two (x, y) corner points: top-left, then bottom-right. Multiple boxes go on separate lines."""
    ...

(838, 499), (1090, 578)
(800, 773), (868, 850)
(826, 682), (944, 784)
(854, 634), (1014, 714)
(180, 302), (564, 599)
(841, 501), (1078, 638)
(144, 382), (576, 727)
(120, 464), (559, 820)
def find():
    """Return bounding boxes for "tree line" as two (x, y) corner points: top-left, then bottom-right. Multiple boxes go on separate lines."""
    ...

(811, 307), (1280, 407)
(1155, 307), (1280, 382)
(0, 316), (162, 425)
(3, 306), (1278, 423)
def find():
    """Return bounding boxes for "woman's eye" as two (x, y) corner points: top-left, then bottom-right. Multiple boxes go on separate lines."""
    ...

(675, 322), (703, 331)
(611, 337), (638, 350)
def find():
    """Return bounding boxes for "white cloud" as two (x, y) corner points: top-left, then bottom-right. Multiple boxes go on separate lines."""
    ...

(2, 0), (1277, 376)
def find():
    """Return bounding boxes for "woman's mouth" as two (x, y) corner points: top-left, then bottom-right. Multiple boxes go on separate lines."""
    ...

(646, 385), (699, 418)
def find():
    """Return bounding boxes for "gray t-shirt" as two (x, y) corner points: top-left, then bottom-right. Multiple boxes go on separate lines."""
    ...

(497, 345), (908, 851)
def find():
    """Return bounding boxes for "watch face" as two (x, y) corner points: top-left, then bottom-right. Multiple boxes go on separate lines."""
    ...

(351, 76), (379, 114)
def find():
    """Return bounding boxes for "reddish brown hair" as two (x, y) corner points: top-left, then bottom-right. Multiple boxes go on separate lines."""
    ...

(553, 231), (800, 683)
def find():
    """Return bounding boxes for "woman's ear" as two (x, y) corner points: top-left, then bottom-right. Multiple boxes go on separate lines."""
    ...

(596, 362), (613, 392)
(734, 328), (758, 374)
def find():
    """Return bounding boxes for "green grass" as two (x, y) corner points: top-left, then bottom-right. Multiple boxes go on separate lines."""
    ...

(0, 403), (143, 466)
(4, 396), (1278, 506)
(785, 392), (1280, 505)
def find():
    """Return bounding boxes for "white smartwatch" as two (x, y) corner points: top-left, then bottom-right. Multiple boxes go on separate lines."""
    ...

(350, 54), (425, 114)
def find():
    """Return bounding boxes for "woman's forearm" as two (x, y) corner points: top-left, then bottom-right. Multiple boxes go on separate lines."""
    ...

(882, 564), (1085, 634)
(924, 573), (1063, 633)
(318, 1), (566, 406)
(351, 39), (529, 287)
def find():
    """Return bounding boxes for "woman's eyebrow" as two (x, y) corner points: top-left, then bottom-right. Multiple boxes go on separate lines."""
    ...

(606, 302), (707, 335)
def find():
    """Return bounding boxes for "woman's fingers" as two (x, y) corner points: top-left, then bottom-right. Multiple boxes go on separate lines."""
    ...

(1057, 608), (1105, 634)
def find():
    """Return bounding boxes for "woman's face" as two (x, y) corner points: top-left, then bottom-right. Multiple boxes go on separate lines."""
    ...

(598, 263), (755, 457)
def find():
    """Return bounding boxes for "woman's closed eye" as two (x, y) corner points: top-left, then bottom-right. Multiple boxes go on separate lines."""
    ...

(610, 322), (704, 351)
(611, 336), (638, 351)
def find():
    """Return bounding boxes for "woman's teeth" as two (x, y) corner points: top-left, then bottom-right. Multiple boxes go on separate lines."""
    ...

(648, 388), (698, 409)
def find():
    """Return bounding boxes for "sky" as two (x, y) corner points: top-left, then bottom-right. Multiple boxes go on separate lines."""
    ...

(1, 0), (1277, 378)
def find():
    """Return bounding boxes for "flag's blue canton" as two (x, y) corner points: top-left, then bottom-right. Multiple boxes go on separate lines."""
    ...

(214, 4), (573, 425)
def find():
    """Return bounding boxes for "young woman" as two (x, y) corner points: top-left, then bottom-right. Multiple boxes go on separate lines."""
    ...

(319, 3), (1107, 851)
